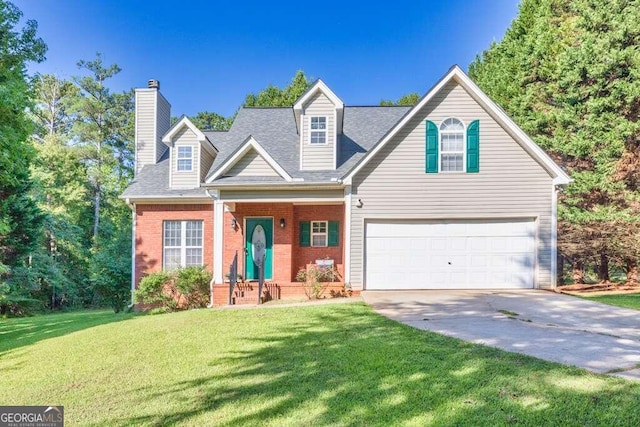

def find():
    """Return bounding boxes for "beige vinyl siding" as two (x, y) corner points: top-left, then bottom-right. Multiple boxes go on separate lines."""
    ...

(350, 81), (555, 289)
(156, 93), (171, 161)
(170, 127), (200, 189)
(302, 92), (335, 170)
(220, 189), (343, 201)
(225, 149), (279, 177)
(134, 90), (156, 175)
(200, 147), (216, 181)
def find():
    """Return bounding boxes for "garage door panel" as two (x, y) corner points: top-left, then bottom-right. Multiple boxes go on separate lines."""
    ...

(365, 219), (535, 290)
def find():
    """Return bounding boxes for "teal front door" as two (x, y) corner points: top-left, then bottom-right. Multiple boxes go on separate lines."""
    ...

(245, 218), (273, 280)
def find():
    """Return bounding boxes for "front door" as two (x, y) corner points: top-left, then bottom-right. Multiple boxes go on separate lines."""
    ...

(245, 218), (273, 280)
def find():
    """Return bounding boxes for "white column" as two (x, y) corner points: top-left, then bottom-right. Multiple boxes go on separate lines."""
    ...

(343, 186), (352, 284)
(213, 199), (225, 284)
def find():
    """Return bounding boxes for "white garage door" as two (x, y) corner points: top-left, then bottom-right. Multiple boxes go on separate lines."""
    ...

(365, 219), (535, 289)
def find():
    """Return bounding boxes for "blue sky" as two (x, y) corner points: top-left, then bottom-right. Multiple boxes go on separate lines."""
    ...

(16, 0), (519, 117)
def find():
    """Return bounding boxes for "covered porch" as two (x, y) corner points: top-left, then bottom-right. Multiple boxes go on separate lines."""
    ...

(210, 188), (349, 305)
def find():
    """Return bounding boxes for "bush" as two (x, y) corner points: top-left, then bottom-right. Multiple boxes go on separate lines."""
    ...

(175, 266), (211, 309)
(295, 264), (340, 300)
(135, 267), (211, 312)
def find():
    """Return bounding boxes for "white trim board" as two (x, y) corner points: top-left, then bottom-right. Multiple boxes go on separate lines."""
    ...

(206, 136), (293, 183)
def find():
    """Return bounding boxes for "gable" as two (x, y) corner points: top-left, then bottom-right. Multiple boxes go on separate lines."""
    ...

(344, 66), (570, 185)
(353, 81), (553, 186)
(225, 148), (280, 177)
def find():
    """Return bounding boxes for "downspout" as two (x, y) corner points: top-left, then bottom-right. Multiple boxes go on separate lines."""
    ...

(551, 185), (559, 289)
(205, 189), (216, 308)
(126, 198), (136, 308)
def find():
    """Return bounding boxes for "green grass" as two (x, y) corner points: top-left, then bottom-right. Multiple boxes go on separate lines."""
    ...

(580, 293), (640, 310)
(1, 303), (639, 426)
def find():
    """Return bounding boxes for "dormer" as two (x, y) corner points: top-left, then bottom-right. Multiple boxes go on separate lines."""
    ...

(162, 116), (217, 189)
(293, 80), (344, 171)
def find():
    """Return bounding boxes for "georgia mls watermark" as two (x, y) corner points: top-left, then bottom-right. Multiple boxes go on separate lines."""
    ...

(0, 406), (64, 427)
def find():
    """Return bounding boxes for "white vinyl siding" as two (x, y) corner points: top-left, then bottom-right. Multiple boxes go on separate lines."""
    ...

(200, 147), (216, 181)
(155, 93), (171, 161)
(163, 220), (203, 270)
(226, 148), (280, 177)
(350, 81), (555, 290)
(134, 90), (156, 175)
(170, 126), (200, 189)
(302, 92), (335, 170)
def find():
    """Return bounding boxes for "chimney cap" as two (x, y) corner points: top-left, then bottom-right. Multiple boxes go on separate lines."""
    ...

(148, 79), (160, 89)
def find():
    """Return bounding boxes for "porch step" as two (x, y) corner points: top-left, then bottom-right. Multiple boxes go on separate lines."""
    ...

(231, 282), (280, 305)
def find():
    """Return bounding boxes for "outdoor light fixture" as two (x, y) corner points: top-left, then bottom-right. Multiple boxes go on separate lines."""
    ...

(231, 218), (237, 230)
(280, 218), (286, 228)
(356, 198), (363, 208)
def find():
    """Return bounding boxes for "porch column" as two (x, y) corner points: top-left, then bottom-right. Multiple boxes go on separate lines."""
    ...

(213, 199), (225, 284)
(343, 186), (352, 284)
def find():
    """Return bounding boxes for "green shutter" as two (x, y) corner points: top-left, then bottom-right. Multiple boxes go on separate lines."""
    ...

(426, 120), (439, 173)
(328, 221), (339, 247)
(299, 221), (310, 247)
(466, 120), (480, 173)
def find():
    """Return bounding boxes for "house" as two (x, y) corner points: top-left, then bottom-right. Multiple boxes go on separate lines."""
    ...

(121, 66), (571, 306)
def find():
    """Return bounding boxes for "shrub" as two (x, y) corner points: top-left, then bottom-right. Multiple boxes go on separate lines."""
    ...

(135, 272), (172, 307)
(296, 264), (339, 300)
(135, 267), (211, 312)
(175, 266), (211, 309)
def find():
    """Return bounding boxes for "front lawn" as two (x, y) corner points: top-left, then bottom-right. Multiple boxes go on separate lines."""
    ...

(1, 303), (639, 426)
(579, 293), (640, 310)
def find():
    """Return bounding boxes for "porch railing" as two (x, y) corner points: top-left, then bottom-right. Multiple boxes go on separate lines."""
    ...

(228, 251), (238, 305)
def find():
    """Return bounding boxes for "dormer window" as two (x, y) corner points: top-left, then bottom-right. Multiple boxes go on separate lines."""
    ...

(177, 146), (193, 171)
(310, 116), (327, 144)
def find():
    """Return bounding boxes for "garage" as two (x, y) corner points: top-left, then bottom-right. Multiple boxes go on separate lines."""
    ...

(365, 219), (535, 289)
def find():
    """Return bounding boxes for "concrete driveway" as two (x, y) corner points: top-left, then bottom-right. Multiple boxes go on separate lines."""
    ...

(362, 290), (640, 381)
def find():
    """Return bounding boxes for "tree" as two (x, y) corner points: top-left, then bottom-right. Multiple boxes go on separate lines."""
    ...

(380, 93), (420, 106)
(0, 0), (47, 314)
(70, 53), (134, 240)
(190, 111), (233, 131)
(469, 0), (640, 283)
(244, 70), (312, 107)
(32, 74), (78, 137)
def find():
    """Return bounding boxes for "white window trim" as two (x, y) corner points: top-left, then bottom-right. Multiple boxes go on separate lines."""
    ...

(310, 116), (328, 145)
(177, 146), (193, 172)
(439, 118), (466, 173)
(311, 220), (328, 247)
(163, 220), (203, 269)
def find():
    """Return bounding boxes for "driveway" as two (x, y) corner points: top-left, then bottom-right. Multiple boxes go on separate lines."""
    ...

(362, 290), (640, 381)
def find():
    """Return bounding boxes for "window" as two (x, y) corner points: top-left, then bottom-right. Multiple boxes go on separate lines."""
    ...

(177, 146), (193, 171)
(439, 118), (465, 172)
(163, 220), (203, 270)
(310, 116), (327, 144)
(311, 221), (328, 247)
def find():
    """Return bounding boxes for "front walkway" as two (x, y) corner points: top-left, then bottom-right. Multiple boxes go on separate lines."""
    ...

(363, 290), (640, 381)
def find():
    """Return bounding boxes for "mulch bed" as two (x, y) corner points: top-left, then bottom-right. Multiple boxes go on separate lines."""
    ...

(558, 282), (640, 296)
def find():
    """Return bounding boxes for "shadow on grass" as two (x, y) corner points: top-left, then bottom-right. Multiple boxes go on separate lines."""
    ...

(114, 304), (639, 426)
(0, 310), (134, 355)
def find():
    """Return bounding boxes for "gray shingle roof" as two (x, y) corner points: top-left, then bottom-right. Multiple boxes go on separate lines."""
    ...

(120, 155), (209, 199)
(205, 105), (410, 182)
(122, 104), (410, 198)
